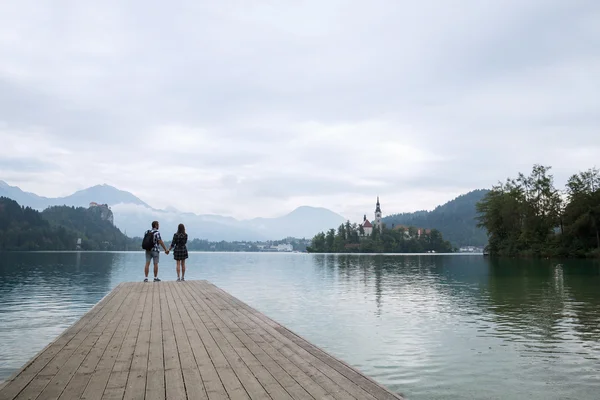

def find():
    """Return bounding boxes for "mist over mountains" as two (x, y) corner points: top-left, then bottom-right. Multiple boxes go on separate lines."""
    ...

(0, 181), (346, 241)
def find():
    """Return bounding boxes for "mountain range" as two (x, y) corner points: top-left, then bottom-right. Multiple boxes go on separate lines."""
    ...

(0, 181), (347, 241)
(0, 180), (490, 245)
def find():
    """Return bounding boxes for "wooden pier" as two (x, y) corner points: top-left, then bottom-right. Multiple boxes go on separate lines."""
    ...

(0, 281), (404, 400)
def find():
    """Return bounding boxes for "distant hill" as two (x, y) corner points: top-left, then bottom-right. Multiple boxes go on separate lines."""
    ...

(60, 184), (149, 208)
(383, 189), (490, 247)
(0, 181), (348, 241)
(0, 181), (149, 210)
(245, 206), (347, 240)
(0, 197), (134, 250)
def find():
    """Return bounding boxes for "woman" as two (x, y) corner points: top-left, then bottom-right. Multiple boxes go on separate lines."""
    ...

(169, 223), (189, 281)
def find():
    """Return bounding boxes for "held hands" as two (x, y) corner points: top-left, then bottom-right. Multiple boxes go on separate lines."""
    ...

(165, 249), (170, 255)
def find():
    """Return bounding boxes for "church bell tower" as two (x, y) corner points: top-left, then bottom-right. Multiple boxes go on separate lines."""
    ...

(374, 196), (382, 231)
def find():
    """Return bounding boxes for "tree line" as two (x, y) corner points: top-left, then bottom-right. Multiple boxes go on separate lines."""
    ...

(0, 197), (136, 251)
(307, 221), (453, 253)
(476, 165), (600, 258)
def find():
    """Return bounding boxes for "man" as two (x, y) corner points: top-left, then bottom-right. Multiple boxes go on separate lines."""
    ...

(144, 220), (169, 282)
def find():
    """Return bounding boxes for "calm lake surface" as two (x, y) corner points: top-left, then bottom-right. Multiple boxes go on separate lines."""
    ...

(0, 252), (599, 399)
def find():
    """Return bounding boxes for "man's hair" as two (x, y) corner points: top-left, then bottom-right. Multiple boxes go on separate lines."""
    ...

(151, 220), (159, 229)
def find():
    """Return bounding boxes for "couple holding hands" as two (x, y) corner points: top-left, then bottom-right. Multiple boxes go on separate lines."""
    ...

(142, 221), (189, 282)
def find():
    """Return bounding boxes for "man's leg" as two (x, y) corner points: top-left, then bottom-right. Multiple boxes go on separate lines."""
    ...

(152, 251), (161, 281)
(144, 251), (151, 281)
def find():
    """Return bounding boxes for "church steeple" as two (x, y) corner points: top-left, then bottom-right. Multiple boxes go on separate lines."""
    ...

(374, 196), (382, 231)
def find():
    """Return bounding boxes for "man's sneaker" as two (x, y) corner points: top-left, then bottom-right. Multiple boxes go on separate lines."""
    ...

(144, 278), (148, 282)
(153, 277), (161, 282)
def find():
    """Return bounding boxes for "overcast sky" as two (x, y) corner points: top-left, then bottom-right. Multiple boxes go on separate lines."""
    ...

(1, 0), (599, 221)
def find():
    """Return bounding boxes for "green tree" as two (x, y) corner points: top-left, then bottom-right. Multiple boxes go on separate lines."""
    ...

(325, 229), (336, 252)
(477, 165), (600, 258)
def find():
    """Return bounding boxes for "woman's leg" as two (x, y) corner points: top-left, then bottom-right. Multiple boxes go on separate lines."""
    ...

(181, 259), (186, 280)
(176, 259), (181, 280)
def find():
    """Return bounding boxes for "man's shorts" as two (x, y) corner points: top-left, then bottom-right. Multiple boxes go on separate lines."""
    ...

(145, 250), (159, 263)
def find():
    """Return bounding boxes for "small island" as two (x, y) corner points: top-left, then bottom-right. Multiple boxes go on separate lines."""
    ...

(307, 197), (453, 253)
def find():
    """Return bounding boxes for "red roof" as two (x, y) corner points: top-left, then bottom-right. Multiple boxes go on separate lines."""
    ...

(363, 220), (373, 228)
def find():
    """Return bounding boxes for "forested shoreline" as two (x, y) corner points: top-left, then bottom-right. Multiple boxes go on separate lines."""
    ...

(476, 165), (600, 258)
(0, 197), (135, 251)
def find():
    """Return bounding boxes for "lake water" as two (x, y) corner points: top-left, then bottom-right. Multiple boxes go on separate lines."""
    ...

(0, 252), (599, 399)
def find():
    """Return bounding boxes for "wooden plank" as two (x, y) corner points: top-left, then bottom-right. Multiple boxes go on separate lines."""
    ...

(99, 283), (150, 400)
(122, 281), (155, 400)
(163, 282), (208, 400)
(170, 283), (250, 400)
(0, 284), (125, 400)
(145, 282), (165, 400)
(81, 283), (150, 400)
(159, 283), (185, 400)
(168, 283), (228, 400)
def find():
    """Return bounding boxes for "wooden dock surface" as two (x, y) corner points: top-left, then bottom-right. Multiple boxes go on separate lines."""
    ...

(0, 281), (404, 400)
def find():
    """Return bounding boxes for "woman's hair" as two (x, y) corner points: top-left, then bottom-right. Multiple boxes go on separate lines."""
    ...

(177, 223), (185, 234)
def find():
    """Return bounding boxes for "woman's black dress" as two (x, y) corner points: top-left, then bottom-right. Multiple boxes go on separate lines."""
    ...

(171, 232), (189, 260)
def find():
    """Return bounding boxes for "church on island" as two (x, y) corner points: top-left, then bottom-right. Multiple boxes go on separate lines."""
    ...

(361, 197), (383, 236)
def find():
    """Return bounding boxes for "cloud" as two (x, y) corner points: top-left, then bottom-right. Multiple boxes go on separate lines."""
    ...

(1, 0), (599, 223)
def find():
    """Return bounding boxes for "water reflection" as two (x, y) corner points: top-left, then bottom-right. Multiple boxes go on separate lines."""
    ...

(308, 254), (600, 399)
(485, 258), (600, 344)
